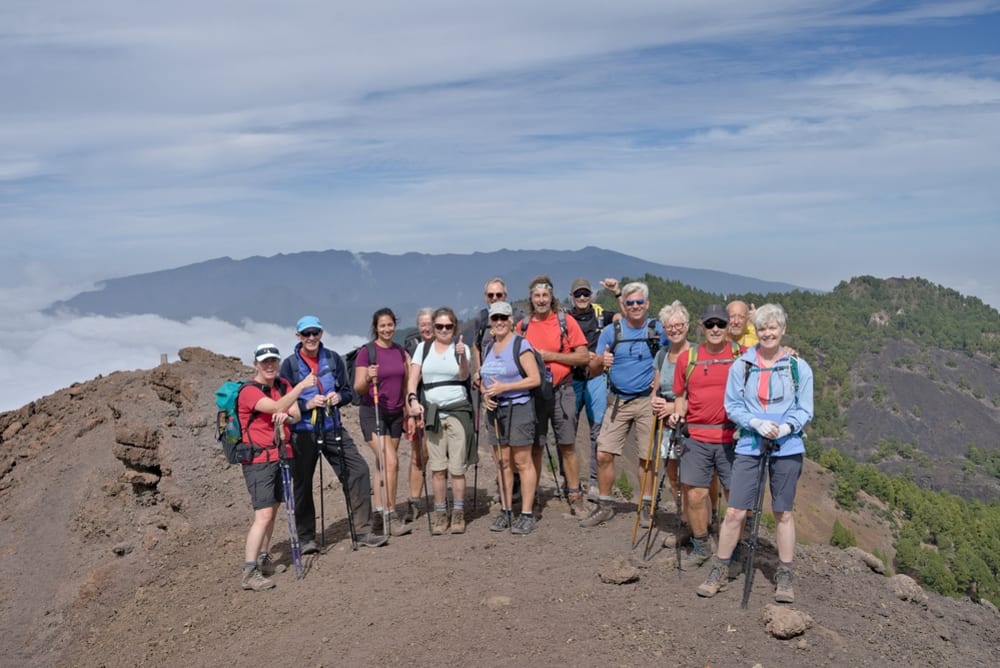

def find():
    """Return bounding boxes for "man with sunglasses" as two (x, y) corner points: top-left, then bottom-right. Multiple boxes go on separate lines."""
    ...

(667, 305), (745, 569)
(516, 275), (589, 515)
(567, 278), (616, 498)
(582, 282), (664, 528)
(280, 315), (388, 551)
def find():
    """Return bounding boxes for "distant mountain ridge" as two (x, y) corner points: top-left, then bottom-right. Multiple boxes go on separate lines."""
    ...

(48, 246), (806, 335)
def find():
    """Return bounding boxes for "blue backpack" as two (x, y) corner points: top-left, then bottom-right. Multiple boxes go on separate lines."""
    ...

(214, 380), (286, 464)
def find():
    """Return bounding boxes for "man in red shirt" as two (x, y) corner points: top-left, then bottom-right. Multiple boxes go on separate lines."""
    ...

(516, 275), (590, 515)
(668, 305), (744, 570)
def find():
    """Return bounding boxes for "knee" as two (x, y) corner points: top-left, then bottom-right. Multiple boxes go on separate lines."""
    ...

(597, 451), (614, 466)
(724, 507), (747, 524)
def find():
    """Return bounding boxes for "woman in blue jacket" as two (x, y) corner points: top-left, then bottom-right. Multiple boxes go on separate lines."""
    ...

(695, 303), (813, 604)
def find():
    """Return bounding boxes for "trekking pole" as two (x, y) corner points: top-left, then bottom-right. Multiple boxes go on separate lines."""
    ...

(276, 422), (304, 579)
(370, 372), (391, 537)
(741, 438), (775, 609)
(541, 430), (564, 504)
(631, 416), (660, 547)
(418, 425), (433, 534)
(313, 408), (327, 552)
(492, 412), (512, 534)
(672, 424), (684, 575)
(472, 397), (481, 512)
(642, 418), (667, 560)
(329, 406), (358, 550)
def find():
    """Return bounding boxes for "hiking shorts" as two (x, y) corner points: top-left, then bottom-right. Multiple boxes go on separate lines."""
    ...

(486, 402), (535, 448)
(427, 414), (468, 476)
(596, 395), (653, 458)
(358, 406), (405, 441)
(535, 382), (578, 447)
(728, 453), (803, 513)
(242, 461), (284, 510)
(678, 437), (734, 489)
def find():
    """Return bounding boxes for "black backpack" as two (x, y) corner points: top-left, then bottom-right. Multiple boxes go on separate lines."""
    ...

(344, 341), (407, 406)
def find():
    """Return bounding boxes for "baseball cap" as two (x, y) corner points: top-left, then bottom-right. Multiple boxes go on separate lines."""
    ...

(570, 278), (592, 294)
(254, 343), (281, 362)
(700, 304), (730, 324)
(296, 315), (323, 333)
(488, 301), (513, 317)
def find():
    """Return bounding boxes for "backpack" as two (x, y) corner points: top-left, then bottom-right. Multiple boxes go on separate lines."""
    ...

(741, 356), (801, 399)
(343, 342), (376, 406)
(417, 340), (471, 402)
(215, 380), (286, 464)
(518, 311), (569, 351)
(609, 318), (661, 357)
(681, 341), (742, 395)
(484, 335), (553, 421)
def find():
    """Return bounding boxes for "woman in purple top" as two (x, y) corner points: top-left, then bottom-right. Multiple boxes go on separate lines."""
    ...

(354, 307), (413, 536)
(479, 301), (541, 535)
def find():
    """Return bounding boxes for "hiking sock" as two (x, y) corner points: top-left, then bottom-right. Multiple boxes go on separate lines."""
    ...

(453, 498), (464, 510)
(599, 495), (614, 503)
(434, 502), (448, 513)
(691, 534), (709, 553)
(243, 561), (256, 573)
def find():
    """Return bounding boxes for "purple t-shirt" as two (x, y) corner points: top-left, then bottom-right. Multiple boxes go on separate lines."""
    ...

(357, 342), (407, 412)
(481, 336), (533, 405)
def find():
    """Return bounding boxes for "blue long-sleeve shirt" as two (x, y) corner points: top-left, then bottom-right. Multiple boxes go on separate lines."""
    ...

(724, 347), (814, 457)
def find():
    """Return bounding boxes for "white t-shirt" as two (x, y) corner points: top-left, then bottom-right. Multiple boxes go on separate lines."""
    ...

(413, 341), (469, 406)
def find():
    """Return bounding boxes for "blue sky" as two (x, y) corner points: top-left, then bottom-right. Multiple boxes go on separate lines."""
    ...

(1, 1), (999, 409)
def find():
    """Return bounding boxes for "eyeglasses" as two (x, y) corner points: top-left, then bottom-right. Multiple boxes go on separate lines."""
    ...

(300, 329), (322, 338)
(703, 320), (727, 330)
(624, 298), (646, 307)
(486, 292), (505, 299)
(490, 314), (510, 322)
(664, 323), (688, 333)
(573, 290), (592, 298)
(434, 323), (455, 331)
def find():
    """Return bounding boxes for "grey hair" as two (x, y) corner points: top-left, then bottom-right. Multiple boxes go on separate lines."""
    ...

(621, 281), (649, 300)
(752, 303), (787, 330)
(416, 307), (434, 322)
(658, 300), (689, 325)
(484, 277), (507, 293)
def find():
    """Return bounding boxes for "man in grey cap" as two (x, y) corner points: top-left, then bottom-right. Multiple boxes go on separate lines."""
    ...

(666, 304), (744, 569)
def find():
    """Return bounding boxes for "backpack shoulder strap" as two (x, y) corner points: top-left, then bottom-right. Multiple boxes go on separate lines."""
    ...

(557, 310), (568, 350)
(512, 335), (526, 378)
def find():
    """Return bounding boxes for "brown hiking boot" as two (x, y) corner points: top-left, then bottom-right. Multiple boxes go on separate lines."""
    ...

(774, 565), (795, 603)
(662, 524), (692, 549)
(389, 510), (412, 537)
(450, 509), (466, 534)
(568, 489), (589, 516)
(431, 510), (449, 535)
(679, 536), (711, 571)
(579, 500), (614, 528)
(696, 558), (729, 597)
(638, 500), (652, 528)
(241, 567), (275, 592)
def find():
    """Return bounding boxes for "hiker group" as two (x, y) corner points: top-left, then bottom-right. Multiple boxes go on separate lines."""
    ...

(222, 275), (813, 607)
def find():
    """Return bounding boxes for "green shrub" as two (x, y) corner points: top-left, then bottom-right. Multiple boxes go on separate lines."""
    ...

(831, 518), (857, 548)
(614, 471), (633, 500)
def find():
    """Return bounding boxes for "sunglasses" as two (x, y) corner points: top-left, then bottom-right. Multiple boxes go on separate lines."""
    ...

(704, 320), (727, 330)
(486, 292), (505, 299)
(573, 290), (592, 298)
(299, 329), (322, 338)
(490, 314), (510, 322)
(624, 298), (646, 306)
(434, 323), (455, 331)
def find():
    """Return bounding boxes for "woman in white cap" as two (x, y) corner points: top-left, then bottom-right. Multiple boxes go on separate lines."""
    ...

(479, 301), (542, 535)
(237, 343), (315, 591)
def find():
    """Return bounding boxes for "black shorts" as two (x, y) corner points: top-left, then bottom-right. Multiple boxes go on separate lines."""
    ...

(242, 461), (284, 510)
(358, 405), (405, 441)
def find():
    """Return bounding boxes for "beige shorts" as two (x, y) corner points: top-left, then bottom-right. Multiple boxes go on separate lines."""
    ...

(596, 395), (653, 459)
(426, 414), (468, 476)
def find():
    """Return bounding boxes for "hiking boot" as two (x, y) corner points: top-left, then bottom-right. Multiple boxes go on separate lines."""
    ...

(774, 565), (795, 604)
(696, 558), (730, 597)
(587, 479), (600, 502)
(638, 501), (652, 528)
(489, 510), (513, 532)
(256, 551), (286, 577)
(431, 510), (450, 535)
(679, 537), (711, 571)
(450, 509), (466, 534)
(568, 489), (589, 516)
(511, 513), (535, 535)
(389, 510), (412, 537)
(662, 524), (692, 549)
(579, 501), (614, 528)
(241, 567), (275, 592)
(357, 532), (389, 548)
(300, 540), (319, 556)
(728, 542), (745, 579)
(402, 498), (421, 524)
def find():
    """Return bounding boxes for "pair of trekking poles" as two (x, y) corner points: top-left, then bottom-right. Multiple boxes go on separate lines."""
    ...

(276, 404), (361, 581)
(630, 418), (683, 562)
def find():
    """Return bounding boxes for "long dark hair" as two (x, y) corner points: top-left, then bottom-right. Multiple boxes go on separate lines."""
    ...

(370, 307), (398, 338)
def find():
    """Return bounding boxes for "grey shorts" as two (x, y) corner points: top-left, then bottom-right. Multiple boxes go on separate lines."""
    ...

(535, 382), (579, 446)
(242, 461), (284, 510)
(678, 437), (734, 489)
(486, 402), (536, 448)
(727, 453), (803, 512)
